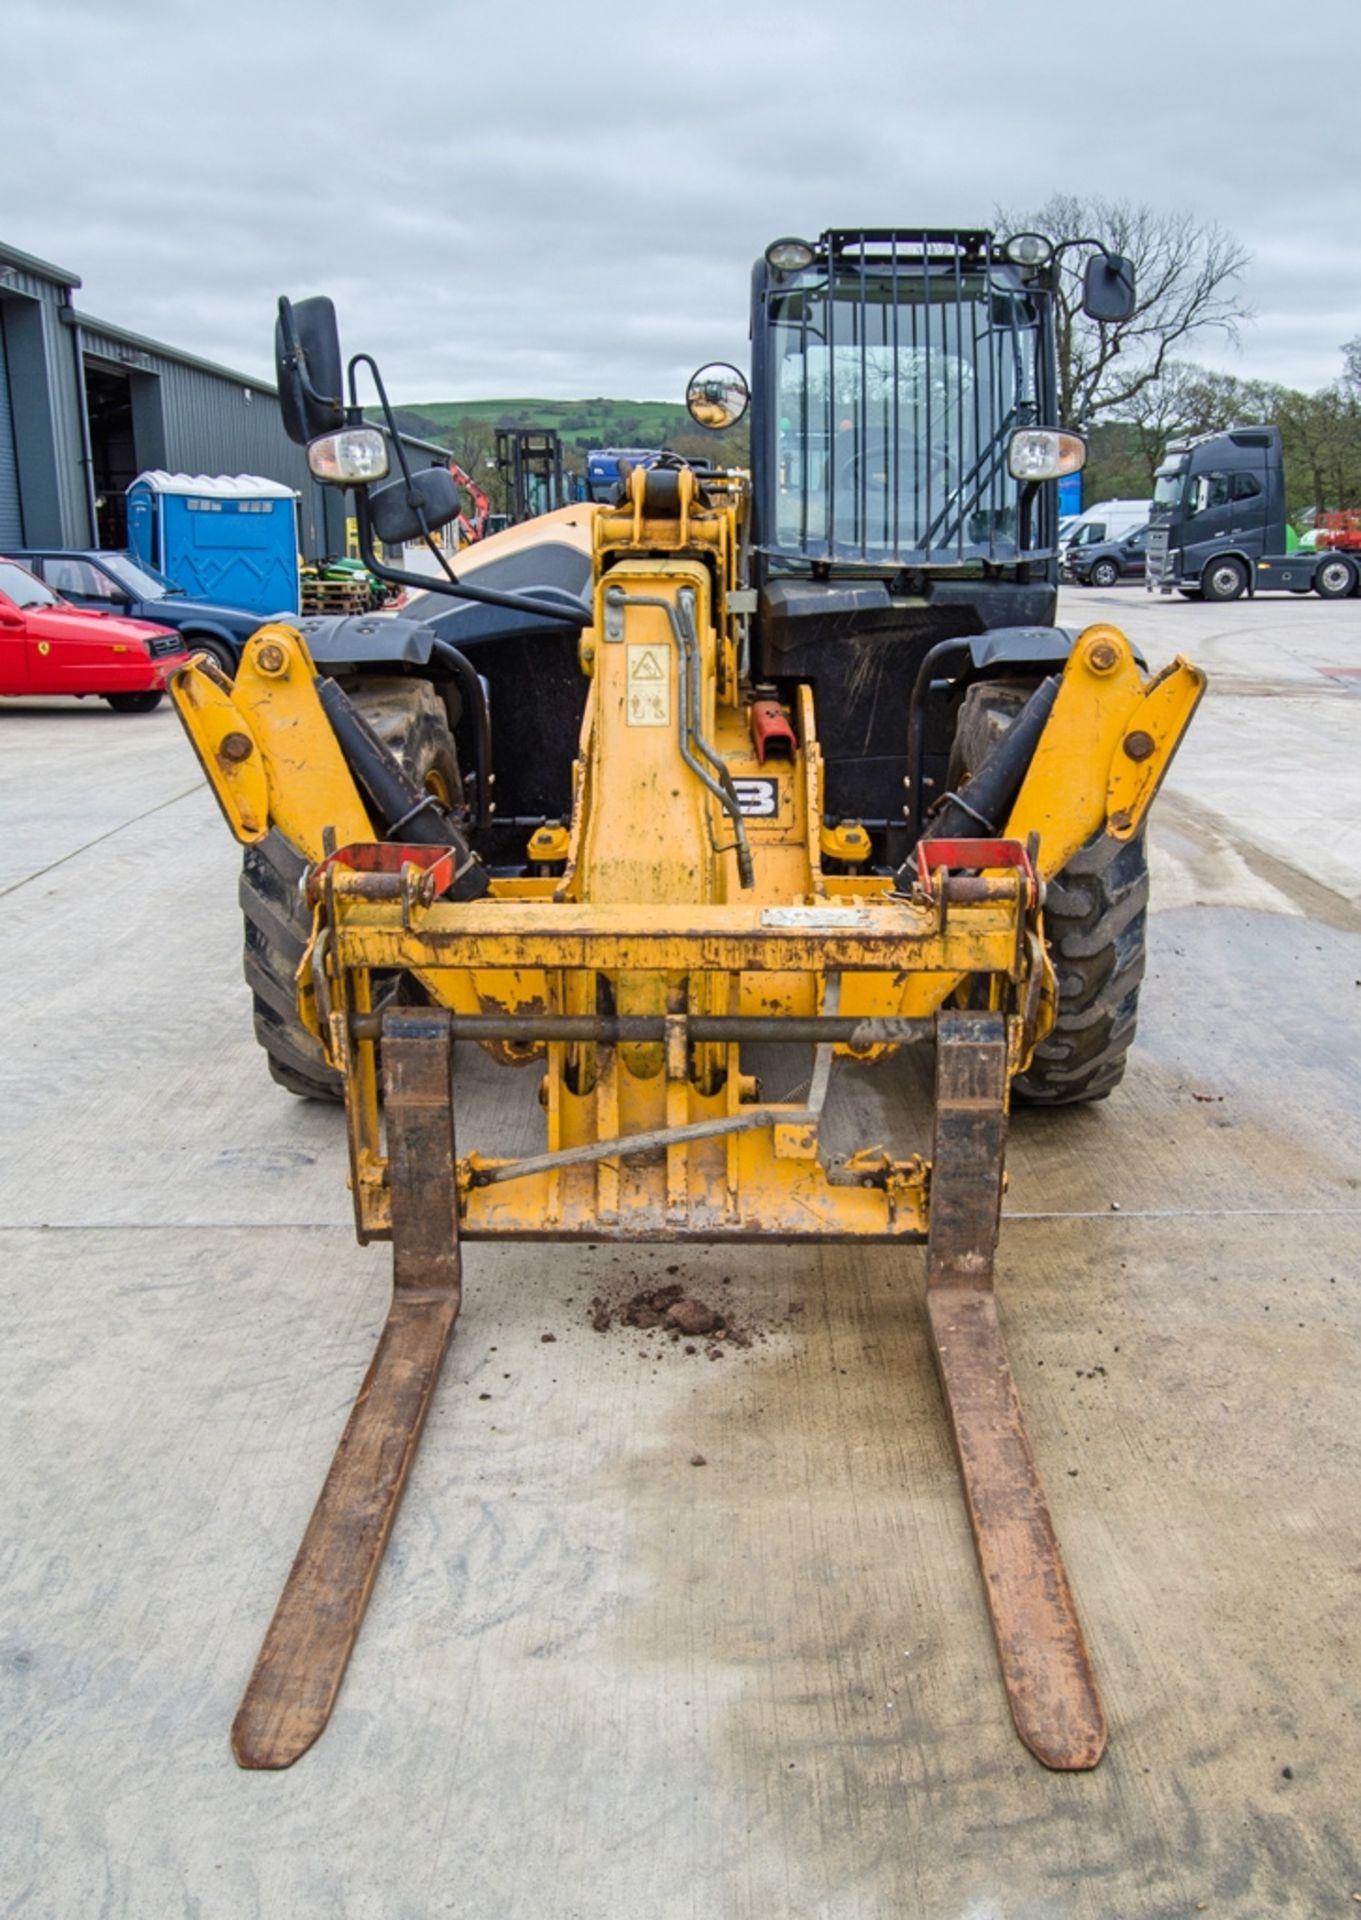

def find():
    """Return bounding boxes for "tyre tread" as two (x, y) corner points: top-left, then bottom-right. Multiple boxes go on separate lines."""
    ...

(950, 678), (1151, 1106)
(237, 679), (457, 1100)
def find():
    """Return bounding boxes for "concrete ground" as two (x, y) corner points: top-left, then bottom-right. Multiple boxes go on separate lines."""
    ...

(1, 586), (1358, 1920)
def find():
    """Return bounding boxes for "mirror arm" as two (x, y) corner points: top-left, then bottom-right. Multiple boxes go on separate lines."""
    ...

(352, 493), (591, 628)
(1053, 235), (1108, 259)
(1018, 478), (1040, 554)
(342, 348), (590, 629)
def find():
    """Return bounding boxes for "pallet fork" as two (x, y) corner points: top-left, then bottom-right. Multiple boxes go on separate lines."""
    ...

(233, 1003), (1099, 1772)
(233, 1011), (462, 1769)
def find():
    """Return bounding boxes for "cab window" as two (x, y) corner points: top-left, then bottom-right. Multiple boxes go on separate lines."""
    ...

(1189, 473), (1232, 514)
(1230, 473), (1262, 502)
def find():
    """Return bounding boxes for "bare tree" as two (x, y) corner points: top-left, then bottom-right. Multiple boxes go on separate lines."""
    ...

(996, 196), (1252, 429)
(1119, 363), (1264, 483)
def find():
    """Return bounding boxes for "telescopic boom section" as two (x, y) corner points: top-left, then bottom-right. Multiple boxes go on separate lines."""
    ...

(171, 463), (1203, 1772)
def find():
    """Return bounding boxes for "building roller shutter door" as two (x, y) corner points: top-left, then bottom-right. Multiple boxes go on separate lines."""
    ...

(0, 312), (22, 548)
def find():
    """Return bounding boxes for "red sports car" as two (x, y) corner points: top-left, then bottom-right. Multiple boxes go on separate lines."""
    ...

(0, 556), (189, 711)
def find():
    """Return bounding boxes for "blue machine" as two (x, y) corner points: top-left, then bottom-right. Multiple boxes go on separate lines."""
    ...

(126, 472), (300, 618)
(584, 448), (715, 504)
(1057, 471), (1083, 519)
(584, 448), (665, 502)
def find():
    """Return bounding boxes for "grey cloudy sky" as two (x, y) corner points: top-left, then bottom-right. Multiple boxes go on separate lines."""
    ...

(5, 0), (1360, 407)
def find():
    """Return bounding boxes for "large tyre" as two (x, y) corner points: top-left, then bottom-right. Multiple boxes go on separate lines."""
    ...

(1201, 555), (1248, 602)
(948, 679), (1149, 1106)
(239, 677), (461, 1100)
(1313, 554), (1355, 599)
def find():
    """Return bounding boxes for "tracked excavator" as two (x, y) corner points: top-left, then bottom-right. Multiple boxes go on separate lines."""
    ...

(172, 228), (1203, 1772)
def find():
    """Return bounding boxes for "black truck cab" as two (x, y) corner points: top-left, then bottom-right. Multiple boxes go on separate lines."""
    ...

(1147, 425), (1358, 601)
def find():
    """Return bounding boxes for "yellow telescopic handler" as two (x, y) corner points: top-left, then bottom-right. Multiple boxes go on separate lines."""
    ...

(173, 228), (1203, 1773)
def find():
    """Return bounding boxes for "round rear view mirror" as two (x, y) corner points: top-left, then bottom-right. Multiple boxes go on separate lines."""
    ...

(686, 363), (750, 432)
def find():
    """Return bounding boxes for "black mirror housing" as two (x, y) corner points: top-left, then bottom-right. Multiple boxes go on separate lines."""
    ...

(1082, 253), (1136, 324)
(275, 295), (346, 446)
(368, 467), (463, 546)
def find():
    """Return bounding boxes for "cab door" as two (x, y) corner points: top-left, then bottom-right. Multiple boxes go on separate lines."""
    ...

(1182, 472), (1236, 576)
(1228, 471), (1267, 560)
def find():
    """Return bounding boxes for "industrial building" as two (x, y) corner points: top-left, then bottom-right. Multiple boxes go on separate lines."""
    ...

(0, 239), (445, 562)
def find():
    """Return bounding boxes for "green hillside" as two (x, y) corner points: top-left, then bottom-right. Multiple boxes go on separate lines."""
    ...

(388, 397), (696, 458)
(379, 396), (750, 512)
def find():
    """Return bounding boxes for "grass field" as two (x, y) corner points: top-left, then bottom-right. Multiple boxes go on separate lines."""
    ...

(393, 395), (695, 451)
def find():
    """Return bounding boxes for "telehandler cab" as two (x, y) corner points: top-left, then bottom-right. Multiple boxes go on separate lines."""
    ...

(172, 228), (1202, 1773)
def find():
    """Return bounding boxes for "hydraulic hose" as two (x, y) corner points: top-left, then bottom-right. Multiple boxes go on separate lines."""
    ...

(894, 674), (1059, 889)
(316, 677), (490, 901)
(924, 674), (1059, 842)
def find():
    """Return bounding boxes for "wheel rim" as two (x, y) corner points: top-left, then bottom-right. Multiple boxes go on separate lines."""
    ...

(1321, 562), (1349, 593)
(1210, 564), (1241, 596)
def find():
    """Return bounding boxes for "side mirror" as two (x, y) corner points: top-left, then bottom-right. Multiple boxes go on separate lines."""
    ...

(275, 295), (346, 446)
(368, 467), (463, 546)
(1082, 253), (1136, 324)
(686, 362), (750, 431)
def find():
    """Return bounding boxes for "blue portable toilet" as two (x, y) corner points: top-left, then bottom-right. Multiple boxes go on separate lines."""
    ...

(1057, 471), (1083, 519)
(126, 472), (300, 618)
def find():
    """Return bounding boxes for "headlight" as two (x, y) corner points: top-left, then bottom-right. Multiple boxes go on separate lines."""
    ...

(765, 237), (816, 272)
(1007, 429), (1086, 482)
(1002, 232), (1054, 268)
(307, 427), (390, 485)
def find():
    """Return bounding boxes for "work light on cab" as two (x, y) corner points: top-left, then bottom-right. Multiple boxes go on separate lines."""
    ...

(1008, 428), (1085, 481)
(765, 237), (816, 272)
(307, 427), (390, 485)
(1003, 232), (1054, 268)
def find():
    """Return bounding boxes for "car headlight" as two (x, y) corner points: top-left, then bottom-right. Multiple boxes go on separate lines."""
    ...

(1007, 429), (1086, 482)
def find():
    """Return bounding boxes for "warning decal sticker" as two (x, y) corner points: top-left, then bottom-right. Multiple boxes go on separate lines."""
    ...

(626, 644), (670, 726)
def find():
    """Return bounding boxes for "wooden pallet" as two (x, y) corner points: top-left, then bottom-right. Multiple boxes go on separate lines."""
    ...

(301, 580), (373, 616)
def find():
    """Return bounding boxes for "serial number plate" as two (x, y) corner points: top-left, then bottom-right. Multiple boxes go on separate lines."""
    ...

(760, 907), (874, 929)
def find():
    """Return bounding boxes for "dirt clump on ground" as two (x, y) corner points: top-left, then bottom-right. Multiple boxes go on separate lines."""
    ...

(585, 1280), (767, 1355)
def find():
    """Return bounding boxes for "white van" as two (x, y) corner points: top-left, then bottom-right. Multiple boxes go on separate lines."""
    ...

(1060, 499), (1151, 569)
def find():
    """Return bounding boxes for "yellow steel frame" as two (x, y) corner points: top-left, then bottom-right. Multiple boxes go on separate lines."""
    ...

(171, 469), (1204, 1251)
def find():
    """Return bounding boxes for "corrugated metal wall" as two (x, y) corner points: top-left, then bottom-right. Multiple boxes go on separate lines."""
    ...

(79, 320), (334, 556)
(2, 241), (453, 564)
(0, 308), (22, 546)
(0, 254), (93, 546)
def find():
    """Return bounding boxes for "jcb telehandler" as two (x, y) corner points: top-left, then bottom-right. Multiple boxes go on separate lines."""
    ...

(173, 228), (1203, 1773)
